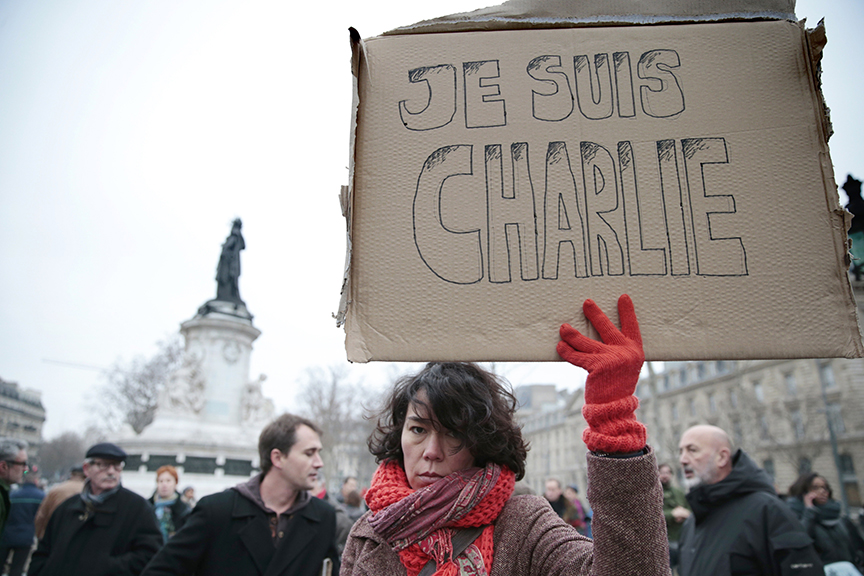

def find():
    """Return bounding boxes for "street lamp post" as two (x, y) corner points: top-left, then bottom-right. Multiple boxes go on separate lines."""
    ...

(815, 360), (850, 513)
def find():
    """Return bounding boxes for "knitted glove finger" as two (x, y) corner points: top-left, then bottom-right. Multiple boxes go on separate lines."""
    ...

(616, 294), (642, 347)
(582, 299), (627, 346)
(558, 323), (607, 358)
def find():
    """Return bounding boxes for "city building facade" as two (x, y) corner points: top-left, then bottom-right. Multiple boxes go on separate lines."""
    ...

(0, 377), (46, 453)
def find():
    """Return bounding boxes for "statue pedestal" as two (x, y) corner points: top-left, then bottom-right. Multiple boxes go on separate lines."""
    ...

(119, 300), (275, 498)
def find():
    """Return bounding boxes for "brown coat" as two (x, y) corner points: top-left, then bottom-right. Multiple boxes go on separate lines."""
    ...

(34, 478), (85, 540)
(341, 449), (670, 576)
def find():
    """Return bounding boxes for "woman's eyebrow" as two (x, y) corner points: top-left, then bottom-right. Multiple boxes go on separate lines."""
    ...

(407, 415), (432, 424)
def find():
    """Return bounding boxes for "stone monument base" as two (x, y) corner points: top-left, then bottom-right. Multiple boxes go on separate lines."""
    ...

(118, 415), (263, 498)
(118, 295), (272, 499)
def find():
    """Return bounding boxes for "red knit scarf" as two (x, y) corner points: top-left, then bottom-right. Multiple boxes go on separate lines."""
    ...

(365, 461), (514, 576)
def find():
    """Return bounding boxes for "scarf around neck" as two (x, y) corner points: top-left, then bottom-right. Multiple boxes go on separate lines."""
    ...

(365, 460), (514, 576)
(80, 479), (120, 505)
(811, 499), (843, 526)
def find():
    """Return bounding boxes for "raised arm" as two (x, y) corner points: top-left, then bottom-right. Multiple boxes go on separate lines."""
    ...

(557, 294), (645, 454)
(556, 295), (671, 576)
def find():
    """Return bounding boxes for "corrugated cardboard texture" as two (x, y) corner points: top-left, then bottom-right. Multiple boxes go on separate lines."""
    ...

(341, 18), (863, 362)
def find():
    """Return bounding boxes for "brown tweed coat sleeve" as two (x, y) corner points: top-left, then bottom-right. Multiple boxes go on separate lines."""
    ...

(341, 448), (670, 576)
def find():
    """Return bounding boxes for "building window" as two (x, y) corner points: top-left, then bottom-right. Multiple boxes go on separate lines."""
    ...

(732, 420), (743, 445)
(224, 459), (254, 476)
(671, 403), (679, 422)
(688, 398), (696, 417)
(840, 454), (856, 476)
(784, 372), (797, 396)
(763, 459), (775, 481)
(798, 457), (812, 475)
(680, 369), (689, 387)
(184, 456), (218, 475)
(839, 454), (861, 506)
(760, 414), (770, 437)
(697, 363), (706, 380)
(827, 403), (845, 434)
(146, 455), (178, 472)
(791, 409), (805, 440)
(819, 362), (837, 389)
(753, 381), (764, 403)
(730, 389), (738, 409)
(716, 361), (728, 373)
(708, 393), (717, 414)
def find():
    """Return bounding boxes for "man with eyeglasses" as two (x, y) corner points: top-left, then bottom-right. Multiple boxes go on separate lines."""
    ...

(0, 438), (28, 535)
(29, 442), (162, 576)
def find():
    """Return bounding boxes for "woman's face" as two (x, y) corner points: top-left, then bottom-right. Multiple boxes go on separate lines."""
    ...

(157, 472), (177, 498)
(809, 476), (830, 505)
(401, 389), (475, 490)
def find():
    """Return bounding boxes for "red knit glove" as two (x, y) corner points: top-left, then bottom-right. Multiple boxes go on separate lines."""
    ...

(557, 294), (646, 454)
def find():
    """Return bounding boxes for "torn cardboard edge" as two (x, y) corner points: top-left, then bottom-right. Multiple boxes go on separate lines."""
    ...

(384, 0), (797, 35)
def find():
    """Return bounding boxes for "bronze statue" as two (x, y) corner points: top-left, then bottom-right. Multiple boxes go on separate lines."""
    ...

(216, 218), (245, 303)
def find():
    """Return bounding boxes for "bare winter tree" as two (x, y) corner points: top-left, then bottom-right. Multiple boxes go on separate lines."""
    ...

(296, 365), (380, 490)
(99, 336), (184, 434)
(38, 431), (88, 481)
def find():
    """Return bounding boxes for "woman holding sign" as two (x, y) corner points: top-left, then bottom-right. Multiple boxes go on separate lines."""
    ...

(341, 295), (669, 576)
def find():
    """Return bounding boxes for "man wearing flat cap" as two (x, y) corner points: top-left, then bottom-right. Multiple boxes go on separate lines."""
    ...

(29, 442), (162, 576)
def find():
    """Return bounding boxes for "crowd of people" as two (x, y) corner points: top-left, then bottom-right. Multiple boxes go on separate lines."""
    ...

(3, 295), (864, 575)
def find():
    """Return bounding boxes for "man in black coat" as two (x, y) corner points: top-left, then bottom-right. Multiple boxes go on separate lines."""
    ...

(677, 425), (823, 576)
(29, 442), (162, 576)
(142, 413), (340, 576)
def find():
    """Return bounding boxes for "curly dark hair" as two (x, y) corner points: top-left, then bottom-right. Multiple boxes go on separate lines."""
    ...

(788, 472), (833, 499)
(367, 362), (528, 480)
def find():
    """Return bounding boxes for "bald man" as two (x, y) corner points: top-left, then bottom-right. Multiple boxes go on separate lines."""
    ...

(677, 425), (822, 576)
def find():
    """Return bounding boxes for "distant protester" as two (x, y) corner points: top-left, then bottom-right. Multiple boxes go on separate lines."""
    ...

(180, 486), (196, 509)
(34, 467), (85, 540)
(343, 490), (366, 523)
(544, 478), (586, 532)
(787, 473), (864, 574)
(0, 469), (44, 576)
(677, 425), (823, 576)
(147, 466), (190, 542)
(563, 483), (591, 537)
(29, 442), (162, 575)
(659, 462), (690, 571)
(0, 438), (28, 535)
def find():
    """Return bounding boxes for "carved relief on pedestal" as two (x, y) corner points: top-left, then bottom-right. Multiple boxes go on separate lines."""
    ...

(160, 355), (206, 416)
(241, 374), (275, 426)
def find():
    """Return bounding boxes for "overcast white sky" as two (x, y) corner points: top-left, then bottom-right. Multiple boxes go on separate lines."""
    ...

(1, 0), (861, 439)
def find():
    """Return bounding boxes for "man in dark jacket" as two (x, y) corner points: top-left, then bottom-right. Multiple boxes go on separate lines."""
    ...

(141, 413), (340, 576)
(29, 442), (162, 576)
(0, 438), (28, 535)
(677, 425), (823, 576)
(0, 469), (44, 576)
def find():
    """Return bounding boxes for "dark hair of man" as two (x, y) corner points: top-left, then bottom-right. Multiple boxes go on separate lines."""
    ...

(345, 490), (362, 507)
(368, 362), (528, 480)
(258, 413), (322, 475)
(788, 472), (833, 499)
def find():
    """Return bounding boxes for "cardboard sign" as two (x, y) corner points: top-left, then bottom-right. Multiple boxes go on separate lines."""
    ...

(339, 17), (863, 362)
